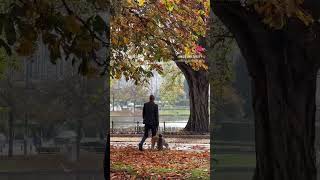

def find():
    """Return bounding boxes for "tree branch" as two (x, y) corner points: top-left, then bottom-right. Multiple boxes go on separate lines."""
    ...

(61, 0), (109, 47)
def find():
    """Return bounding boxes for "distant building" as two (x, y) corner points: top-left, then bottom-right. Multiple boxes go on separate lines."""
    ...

(13, 44), (81, 83)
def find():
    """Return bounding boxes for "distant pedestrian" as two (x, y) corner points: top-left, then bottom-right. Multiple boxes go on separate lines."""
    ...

(138, 95), (159, 151)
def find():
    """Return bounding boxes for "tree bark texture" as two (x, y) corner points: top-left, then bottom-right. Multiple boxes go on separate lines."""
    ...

(176, 61), (209, 132)
(213, 1), (320, 179)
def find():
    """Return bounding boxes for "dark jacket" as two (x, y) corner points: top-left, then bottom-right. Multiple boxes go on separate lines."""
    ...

(143, 101), (159, 127)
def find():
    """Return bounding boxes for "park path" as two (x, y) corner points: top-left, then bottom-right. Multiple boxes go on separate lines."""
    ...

(111, 136), (210, 151)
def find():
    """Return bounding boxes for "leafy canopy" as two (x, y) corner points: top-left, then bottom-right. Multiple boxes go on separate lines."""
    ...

(111, 0), (209, 84)
(252, 0), (314, 29)
(0, 0), (109, 76)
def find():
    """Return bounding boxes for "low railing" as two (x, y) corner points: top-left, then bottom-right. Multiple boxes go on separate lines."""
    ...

(110, 121), (187, 134)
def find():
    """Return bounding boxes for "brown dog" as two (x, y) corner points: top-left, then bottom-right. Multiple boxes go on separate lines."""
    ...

(151, 134), (169, 150)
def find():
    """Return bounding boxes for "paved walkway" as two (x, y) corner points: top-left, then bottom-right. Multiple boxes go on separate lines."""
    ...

(111, 137), (210, 151)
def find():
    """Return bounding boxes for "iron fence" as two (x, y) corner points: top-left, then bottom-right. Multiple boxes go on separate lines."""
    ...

(110, 120), (187, 134)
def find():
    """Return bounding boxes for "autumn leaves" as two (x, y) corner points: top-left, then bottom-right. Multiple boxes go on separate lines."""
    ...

(111, 0), (210, 84)
(111, 145), (210, 179)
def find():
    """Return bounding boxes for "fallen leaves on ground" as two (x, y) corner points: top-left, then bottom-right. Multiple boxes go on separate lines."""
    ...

(110, 145), (210, 179)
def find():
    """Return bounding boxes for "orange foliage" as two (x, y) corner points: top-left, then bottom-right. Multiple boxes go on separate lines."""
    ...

(110, 145), (210, 179)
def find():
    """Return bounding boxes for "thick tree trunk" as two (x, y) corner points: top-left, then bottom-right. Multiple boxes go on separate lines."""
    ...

(213, 1), (320, 179)
(104, 132), (110, 180)
(250, 61), (318, 180)
(176, 61), (209, 132)
(8, 109), (13, 157)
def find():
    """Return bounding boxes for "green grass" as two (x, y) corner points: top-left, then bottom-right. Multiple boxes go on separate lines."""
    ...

(150, 167), (209, 179)
(111, 163), (136, 175)
(213, 154), (256, 167)
(112, 164), (209, 179)
(210, 154), (255, 180)
(159, 109), (190, 116)
(188, 168), (209, 180)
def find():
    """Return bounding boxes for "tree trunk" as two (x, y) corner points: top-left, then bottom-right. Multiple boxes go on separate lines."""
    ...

(104, 133), (110, 180)
(104, 72), (110, 180)
(250, 61), (318, 180)
(213, 1), (320, 179)
(175, 61), (209, 132)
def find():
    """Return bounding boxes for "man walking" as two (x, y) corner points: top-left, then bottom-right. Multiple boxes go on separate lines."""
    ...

(139, 95), (159, 151)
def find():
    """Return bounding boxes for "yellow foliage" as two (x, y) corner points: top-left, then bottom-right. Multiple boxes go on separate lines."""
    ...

(137, 0), (145, 6)
(123, 37), (129, 44)
(254, 0), (314, 29)
(111, 0), (210, 81)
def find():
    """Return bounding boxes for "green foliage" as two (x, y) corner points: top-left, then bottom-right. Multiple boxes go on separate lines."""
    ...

(189, 168), (210, 180)
(233, 52), (253, 120)
(0, 0), (109, 76)
(0, 47), (20, 79)
(214, 85), (245, 121)
(159, 62), (185, 105)
(207, 14), (236, 114)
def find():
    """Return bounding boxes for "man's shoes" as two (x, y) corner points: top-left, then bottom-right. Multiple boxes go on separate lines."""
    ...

(138, 143), (143, 151)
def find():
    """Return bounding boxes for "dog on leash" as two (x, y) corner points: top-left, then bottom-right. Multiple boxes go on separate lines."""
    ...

(151, 134), (169, 150)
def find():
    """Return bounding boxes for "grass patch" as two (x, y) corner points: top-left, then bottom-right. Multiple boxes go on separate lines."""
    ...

(160, 109), (190, 116)
(111, 163), (136, 175)
(188, 168), (209, 180)
(213, 154), (256, 167)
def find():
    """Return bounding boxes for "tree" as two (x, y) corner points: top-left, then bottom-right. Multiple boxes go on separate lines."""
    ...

(0, 49), (29, 157)
(50, 75), (105, 161)
(207, 13), (235, 126)
(110, 79), (118, 111)
(121, 82), (149, 111)
(212, 0), (320, 179)
(0, 50), (64, 156)
(0, 1), (110, 178)
(159, 62), (185, 106)
(111, 0), (211, 132)
(233, 51), (253, 121)
(0, 0), (109, 75)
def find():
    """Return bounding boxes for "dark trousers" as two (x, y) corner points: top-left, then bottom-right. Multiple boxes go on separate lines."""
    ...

(139, 124), (157, 146)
